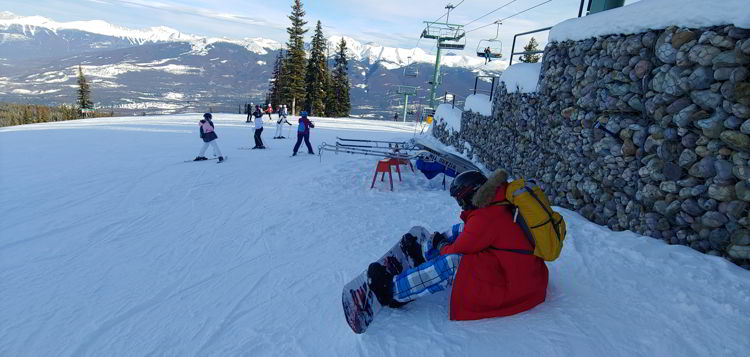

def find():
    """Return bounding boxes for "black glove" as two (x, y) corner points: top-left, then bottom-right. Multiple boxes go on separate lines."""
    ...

(432, 232), (449, 251)
(425, 232), (448, 260)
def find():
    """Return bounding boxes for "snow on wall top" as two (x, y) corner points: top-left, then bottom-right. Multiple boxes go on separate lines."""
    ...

(499, 62), (541, 93)
(464, 94), (492, 116)
(550, 0), (750, 42)
(434, 103), (463, 133)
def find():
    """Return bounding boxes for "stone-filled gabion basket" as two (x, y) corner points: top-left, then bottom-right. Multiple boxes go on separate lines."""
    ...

(434, 24), (750, 268)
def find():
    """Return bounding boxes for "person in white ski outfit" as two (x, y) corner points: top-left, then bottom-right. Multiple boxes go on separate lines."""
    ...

(274, 105), (292, 139)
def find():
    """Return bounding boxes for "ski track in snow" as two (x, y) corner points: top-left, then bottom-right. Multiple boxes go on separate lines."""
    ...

(1, 114), (749, 356)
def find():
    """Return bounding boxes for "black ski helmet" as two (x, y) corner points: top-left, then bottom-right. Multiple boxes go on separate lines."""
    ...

(449, 170), (487, 210)
(203, 113), (212, 119)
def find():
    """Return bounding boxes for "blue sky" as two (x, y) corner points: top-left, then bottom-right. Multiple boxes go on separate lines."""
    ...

(4, 0), (639, 61)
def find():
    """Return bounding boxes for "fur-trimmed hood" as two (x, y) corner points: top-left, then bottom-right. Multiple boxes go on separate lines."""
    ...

(471, 169), (509, 208)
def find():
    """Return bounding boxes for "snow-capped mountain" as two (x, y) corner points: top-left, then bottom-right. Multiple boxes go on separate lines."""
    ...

(0, 13), (502, 117)
(0, 12), (281, 55)
(327, 35), (505, 71)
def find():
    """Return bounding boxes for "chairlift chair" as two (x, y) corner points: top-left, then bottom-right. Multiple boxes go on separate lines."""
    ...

(403, 56), (419, 78)
(476, 22), (503, 59)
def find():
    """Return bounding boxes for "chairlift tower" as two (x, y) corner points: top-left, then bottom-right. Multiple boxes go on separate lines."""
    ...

(396, 85), (418, 122)
(421, 17), (465, 110)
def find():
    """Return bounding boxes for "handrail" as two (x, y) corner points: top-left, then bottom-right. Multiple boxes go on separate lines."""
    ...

(508, 26), (551, 66)
(473, 75), (498, 98)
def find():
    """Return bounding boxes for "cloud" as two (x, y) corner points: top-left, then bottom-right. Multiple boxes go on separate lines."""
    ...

(95, 0), (284, 29)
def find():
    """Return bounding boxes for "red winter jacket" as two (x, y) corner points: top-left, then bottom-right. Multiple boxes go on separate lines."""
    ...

(441, 170), (548, 321)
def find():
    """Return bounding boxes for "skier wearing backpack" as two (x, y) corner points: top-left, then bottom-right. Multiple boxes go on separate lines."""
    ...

(292, 111), (315, 156)
(274, 106), (292, 139)
(193, 113), (224, 162)
(266, 103), (273, 120)
(251, 105), (266, 149)
(367, 169), (551, 320)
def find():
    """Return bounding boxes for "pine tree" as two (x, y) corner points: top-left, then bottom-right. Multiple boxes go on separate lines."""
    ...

(327, 37), (351, 117)
(519, 37), (541, 63)
(269, 50), (284, 108)
(281, 0), (308, 114)
(76, 65), (93, 114)
(304, 21), (328, 115)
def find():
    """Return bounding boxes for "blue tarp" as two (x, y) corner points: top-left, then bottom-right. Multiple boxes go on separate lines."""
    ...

(416, 159), (458, 180)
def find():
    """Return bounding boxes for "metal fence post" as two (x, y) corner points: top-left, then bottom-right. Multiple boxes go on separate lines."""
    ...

(474, 77), (478, 95)
(490, 77), (496, 99)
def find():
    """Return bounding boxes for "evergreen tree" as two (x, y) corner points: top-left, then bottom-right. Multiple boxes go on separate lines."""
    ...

(323, 61), (333, 117)
(327, 37), (351, 117)
(304, 20), (327, 115)
(76, 65), (93, 113)
(519, 37), (541, 63)
(281, 0), (308, 114)
(269, 50), (285, 108)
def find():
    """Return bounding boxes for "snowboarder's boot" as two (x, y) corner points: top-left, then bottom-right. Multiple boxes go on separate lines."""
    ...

(292, 152), (297, 156)
(367, 263), (394, 306)
(368, 263), (408, 308)
(193, 156), (208, 161)
(218, 156), (224, 162)
(399, 233), (426, 266)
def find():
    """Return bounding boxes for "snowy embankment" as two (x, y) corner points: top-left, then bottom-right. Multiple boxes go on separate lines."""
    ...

(433, 103), (463, 133)
(1, 115), (749, 356)
(550, 0), (750, 42)
(499, 62), (542, 93)
(464, 94), (492, 116)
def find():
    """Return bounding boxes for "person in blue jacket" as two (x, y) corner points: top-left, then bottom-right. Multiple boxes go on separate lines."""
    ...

(292, 111), (315, 156)
(194, 113), (224, 162)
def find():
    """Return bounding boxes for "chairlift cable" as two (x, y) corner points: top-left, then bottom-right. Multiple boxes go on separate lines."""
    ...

(463, 0), (520, 28)
(465, 0), (552, 34)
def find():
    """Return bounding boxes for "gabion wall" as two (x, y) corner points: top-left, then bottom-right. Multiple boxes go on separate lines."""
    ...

(433, 25), (750, 268)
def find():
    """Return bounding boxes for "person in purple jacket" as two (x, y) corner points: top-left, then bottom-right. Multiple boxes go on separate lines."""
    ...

(292, 111), (315, 156)
(194, 113), (224, 162)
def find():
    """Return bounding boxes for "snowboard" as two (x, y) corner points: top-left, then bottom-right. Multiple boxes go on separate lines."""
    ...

(342, 226), (433, 334)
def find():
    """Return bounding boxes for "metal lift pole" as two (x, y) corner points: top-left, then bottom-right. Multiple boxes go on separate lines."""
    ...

(402, 93), (409, 122)
(428, 43), (443, 109)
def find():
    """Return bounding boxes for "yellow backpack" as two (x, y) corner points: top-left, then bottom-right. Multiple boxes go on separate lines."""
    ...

(496, 178), (567, 261)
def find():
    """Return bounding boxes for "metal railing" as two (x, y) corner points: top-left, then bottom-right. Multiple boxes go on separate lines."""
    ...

(508, 26), (551, 66)
(473, 75), (498, 99)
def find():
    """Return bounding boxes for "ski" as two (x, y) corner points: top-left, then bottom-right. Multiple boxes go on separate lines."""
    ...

(184, 157), (221, 163)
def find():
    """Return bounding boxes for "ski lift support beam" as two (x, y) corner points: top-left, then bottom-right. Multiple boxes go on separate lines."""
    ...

(396, 85), (418, 122)
(508, 26), (551, 66)
(421, 21), (466, 110)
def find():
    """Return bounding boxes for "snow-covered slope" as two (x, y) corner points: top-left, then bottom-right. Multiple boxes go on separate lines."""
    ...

(0, 115), (749, 355)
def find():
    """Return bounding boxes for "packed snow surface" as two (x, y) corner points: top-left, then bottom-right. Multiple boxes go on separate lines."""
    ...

(550, 0), (750, 42)
(464, 94), (492, 116)
(500, 62), (542, 93)
(1, 115), (749, 356)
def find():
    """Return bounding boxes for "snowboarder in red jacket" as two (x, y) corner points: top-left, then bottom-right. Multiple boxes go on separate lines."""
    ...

(368, 169), (549, 320)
